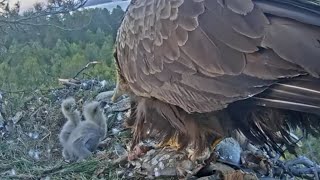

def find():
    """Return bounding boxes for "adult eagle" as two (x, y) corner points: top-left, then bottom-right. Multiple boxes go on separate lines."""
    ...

(112, 0), (320, 157)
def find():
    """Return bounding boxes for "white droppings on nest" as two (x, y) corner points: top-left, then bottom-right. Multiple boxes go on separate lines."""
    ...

(34, 152), (40, 160)
(154, 167), (160, 177)
(28, 149), (34, 157)
(112, 128), (120, 135)
(124, 109), (131, 118)
(11, 111), (24, 124)
(33, 132), (39, 139)
(104, 104), (110, 109)
(159, 161), (165, 170)
(10, 169), (16, 175)
(47, 147), (51, 154)
(151, 158), (159, 166)
(30, 106), (36, 112)
(27, 132), (39, 139)
(159, 154), (170, 161)
(100, 80), (107, 87)
(117, 113), (123, 121)
(28, 149), (41, 160)
(135, 162), (142, 169)
(116, 170), (125, 176)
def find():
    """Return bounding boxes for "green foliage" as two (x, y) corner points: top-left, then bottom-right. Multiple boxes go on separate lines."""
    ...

(0, 7), (124, 92)
(294, 130), (320, 163)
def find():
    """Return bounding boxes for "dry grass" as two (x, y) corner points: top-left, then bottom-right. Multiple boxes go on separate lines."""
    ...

(0, 83), (127, 179)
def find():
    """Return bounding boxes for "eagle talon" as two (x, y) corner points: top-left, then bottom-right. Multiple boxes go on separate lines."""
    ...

(187, 147), (212, 162)
(156, 137), (181, 150)
(210, 137), (223, 150)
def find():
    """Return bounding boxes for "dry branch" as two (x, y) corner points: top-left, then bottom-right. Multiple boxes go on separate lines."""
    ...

(272, 156), (320, 179)
(73, 61), (101, 79)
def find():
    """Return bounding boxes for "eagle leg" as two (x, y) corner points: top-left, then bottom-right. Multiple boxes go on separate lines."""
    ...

(127, 97), (234, 161)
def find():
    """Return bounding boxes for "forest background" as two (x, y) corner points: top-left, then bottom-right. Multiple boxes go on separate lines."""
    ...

(0, 0), (320, 178)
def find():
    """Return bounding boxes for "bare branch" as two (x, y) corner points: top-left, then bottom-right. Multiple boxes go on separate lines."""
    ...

(271, 156), (320, 179)
(7, 13), (93, 31)
(73, 61), (101, 79)
(0, 0), (88, 31)
(58, 78), (80, 86)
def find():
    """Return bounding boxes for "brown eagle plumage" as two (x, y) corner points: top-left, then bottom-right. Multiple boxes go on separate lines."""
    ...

(112, 0), (320, 157)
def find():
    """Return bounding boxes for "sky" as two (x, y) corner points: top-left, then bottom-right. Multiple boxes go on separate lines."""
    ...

(9, 0), (47, 12)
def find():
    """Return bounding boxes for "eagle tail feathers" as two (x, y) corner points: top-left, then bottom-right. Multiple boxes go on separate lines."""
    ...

(250, 76), (320, 115)
(229, 76), (320, 155)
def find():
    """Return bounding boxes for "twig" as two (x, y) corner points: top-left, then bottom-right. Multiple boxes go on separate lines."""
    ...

(1, 174), (37, 179)
(0, 87), (64, 95)
(0, 88), (37, 95)
(307, 141), (320, 180)
(273, 156), (320, 179)
(58, 78), (81, 86)
(39, 132), (51, 143)
(13, 14), (93, 31)
(0, 0), (88, 24)
(288, 167), (320, 179)
(40, 164), (64, 176)
(285, 156), (317, 168)
(73, 61), (101, 79)
(1, 164), (65, 179)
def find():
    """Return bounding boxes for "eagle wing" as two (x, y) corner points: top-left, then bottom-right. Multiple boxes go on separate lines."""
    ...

(115, 0), (320, 113)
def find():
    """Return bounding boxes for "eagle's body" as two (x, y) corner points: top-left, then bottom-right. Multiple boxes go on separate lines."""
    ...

(112, 0), (320, 156)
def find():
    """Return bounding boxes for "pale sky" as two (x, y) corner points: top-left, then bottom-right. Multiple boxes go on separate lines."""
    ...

(9, 0), (47, 12)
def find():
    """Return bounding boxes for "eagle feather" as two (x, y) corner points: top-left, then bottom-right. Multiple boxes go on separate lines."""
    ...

(113, 0), (320, 156)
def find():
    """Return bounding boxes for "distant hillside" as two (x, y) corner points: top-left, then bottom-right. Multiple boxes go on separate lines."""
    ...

(83, 0), (130, 11)
(85, 0), (129, 7)
(85, 0), (112, 7)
